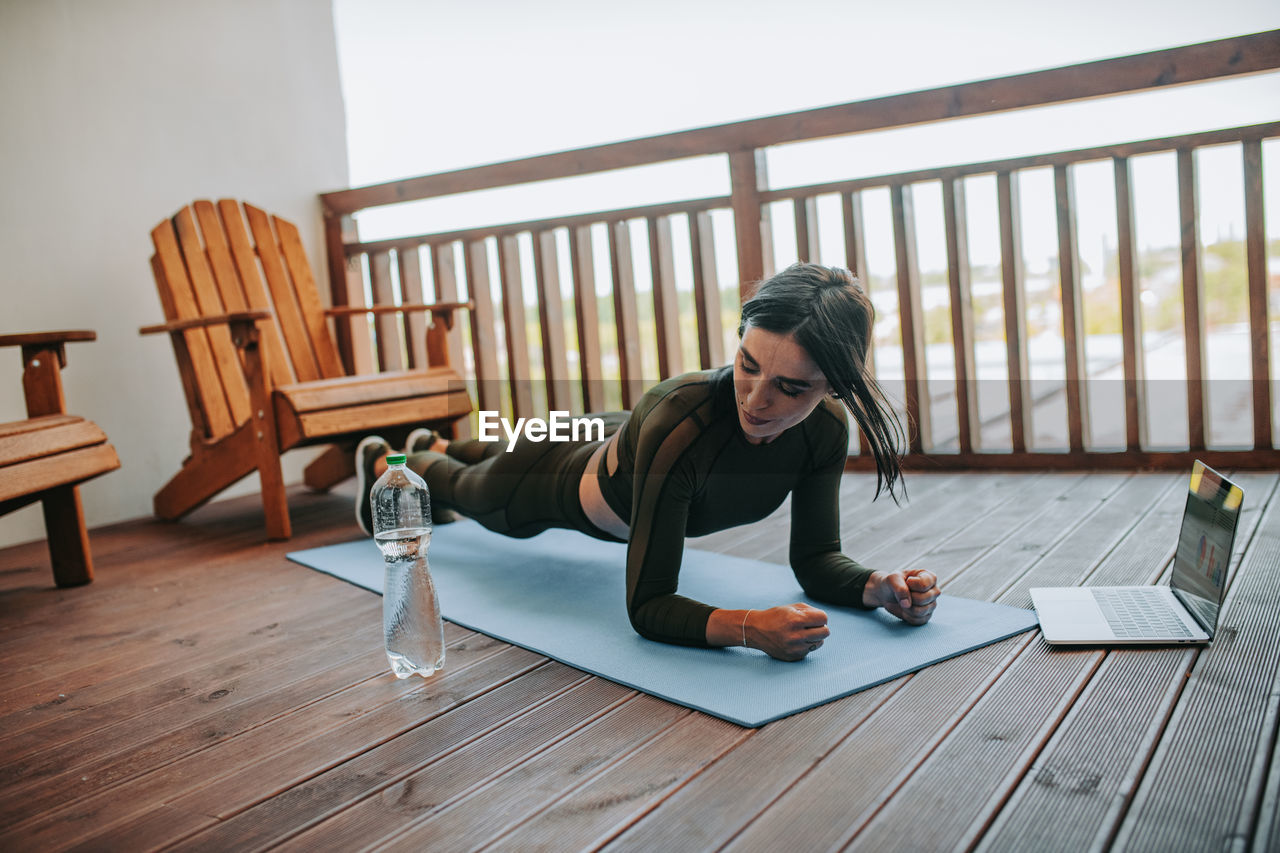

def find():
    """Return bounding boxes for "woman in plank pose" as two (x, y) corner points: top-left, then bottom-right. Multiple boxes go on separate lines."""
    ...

(356, 262), (940, 661)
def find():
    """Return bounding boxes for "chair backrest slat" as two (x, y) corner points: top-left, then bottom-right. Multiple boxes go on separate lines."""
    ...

(150, 218), (237, 438)
(171, 208), (253, 427)
(243, 203), (326, 383)
(211, 200), (294, 388)
(271, 211), (346, 379)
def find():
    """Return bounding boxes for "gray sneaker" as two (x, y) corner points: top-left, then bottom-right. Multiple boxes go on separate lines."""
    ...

(354, 435), (390, 536)
(405, 427), (440, 454)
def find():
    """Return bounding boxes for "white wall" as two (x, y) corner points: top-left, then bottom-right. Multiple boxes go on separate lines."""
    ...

(0, 0), (349, 549)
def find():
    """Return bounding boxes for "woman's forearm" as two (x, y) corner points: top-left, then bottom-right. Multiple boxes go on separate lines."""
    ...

(705, 608), (751, 648)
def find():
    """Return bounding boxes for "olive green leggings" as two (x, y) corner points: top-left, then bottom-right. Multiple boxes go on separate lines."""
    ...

(407, 412), (627, 540)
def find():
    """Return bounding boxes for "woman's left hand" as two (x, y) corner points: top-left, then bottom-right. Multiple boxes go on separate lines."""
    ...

(863, 568), (940, 625)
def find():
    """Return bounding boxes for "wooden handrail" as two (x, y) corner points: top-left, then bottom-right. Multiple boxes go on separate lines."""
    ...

(321, 30), (1280, 214)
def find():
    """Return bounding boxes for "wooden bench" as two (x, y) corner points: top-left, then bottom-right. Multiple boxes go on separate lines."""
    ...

(0, 331), (121, 587)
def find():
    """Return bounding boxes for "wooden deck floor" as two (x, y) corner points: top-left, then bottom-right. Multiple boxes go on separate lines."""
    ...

(2, 469), (1279, 851)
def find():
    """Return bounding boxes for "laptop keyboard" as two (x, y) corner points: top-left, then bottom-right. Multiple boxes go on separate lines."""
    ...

(1094, 588), (1193, 639)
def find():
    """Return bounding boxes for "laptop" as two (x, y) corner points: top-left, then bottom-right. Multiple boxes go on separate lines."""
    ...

(1030, 460), (1243, 645)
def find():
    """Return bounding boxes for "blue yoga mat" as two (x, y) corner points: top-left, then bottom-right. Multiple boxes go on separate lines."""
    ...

(289, 521), (1037, 727)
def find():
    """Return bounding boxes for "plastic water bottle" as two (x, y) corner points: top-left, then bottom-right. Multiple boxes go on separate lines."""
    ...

(371, 453), (445, 678)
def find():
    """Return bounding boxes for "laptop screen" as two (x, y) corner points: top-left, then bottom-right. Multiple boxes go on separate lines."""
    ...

(1171, 461), (1244, 635)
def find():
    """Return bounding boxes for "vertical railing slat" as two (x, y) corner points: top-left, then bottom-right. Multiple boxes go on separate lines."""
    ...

(729, 149), (771, 299)
(1055, 164), (1089, 453)
(609, 221), (644, 408)
(998, 170), (1032, 453)
(841, 189), (871, 456)
(1244, 139), (1273, 450)
(428, 242), (464, 369)
(942, 178), (980, 454)
(368, 250), (402, 372)
(890, 184), (929, 454)
(430, 242), (469, 436)
(689, 210), (724, 369)
(532, 229), (571, 413)
(465, 239), (501, 415)
(324, 212), (371, 375)
(648, 216), (683, 379)
(569, 226), (605, 412)
(1177, 148), (1208, 451)
(498, 235), (534, 419)
(397, 247), (428, 369)
(794, 197), (820, 263)
(1113, 157), (1147, 452)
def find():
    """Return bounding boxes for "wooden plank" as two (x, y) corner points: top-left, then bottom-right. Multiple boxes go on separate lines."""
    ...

(1177, 148), (1208, 450)
(569, 225), (605, 412)
(609, 221), (644, 408)
(327, 211), (374, 375)
(1112, 478), (1280, 851)
(0, 445), (120, 505)
(11, 644), (552, 850)
(15, 341), (66, 419)
(242, 204), (326, 383)
(1055, 164), (1089, 453)
(396, 247), (429, 369)
(342, 121), (1278, 261)
(978, 646), (1195, 851)
(842, 190), (871, 456)
(281, 390), (473, 445)
(0, 600), (386, 818)
(273, 212), (347, 380)
(729, 148), (771, 297)
(942, 178), (980, 454)
(191, 200), (248, 315)
(367, 695), (690, 851)
(321, 32), (1280, 214)
(170, 207), (252, 428)
(890, 183), (930, 453)
(498, 234), (535, 419)
(0, 419), (106, 467)
(367, 250), (403, 372)
(213, 200), (293, 388)
(845, 448), (1280, 471)
(493, 713), (750, 850)
(688, 211), (724, 370)
(1244, 140), (1273, 450)
(1114, 157), (1149, 452)
(429, 243), (469, 403)
(532, 229), (571, 412)
(0, 414), (80, 440)
(794, 196), (821, 262)
(464, 240), (502, 415)
(171, 670), (620, 851)
(648, 216), (683, 380)
(998, 171), (1032, 453)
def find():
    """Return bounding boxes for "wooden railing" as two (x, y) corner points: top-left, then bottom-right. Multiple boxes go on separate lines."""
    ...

(321, 30), (1280, 471)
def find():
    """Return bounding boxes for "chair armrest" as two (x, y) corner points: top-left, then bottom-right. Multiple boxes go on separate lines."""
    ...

(140, 310), (271, 336)
(0, 330), (96, 348)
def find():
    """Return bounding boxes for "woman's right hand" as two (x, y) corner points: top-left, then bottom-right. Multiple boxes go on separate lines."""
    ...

(746, 603), (830, 661)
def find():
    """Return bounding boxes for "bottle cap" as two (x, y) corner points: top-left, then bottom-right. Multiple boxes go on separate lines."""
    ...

(385, 453), (407, 465)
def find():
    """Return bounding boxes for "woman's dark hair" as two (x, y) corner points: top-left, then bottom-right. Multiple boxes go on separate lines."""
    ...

(737, 262), (906, 501)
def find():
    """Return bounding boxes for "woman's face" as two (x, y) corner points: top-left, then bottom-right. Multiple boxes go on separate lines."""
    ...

(733, 324), (830, 445)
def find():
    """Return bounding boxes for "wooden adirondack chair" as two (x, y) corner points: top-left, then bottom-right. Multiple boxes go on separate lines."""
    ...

(140, 200), (472, 540)
(0, 330), (121, 586)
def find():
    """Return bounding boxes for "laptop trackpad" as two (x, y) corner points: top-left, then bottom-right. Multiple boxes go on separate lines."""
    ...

(1031, 587), (1111, 640)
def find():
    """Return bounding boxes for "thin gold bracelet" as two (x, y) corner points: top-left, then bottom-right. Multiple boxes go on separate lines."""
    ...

(741, 609), (753, 648)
